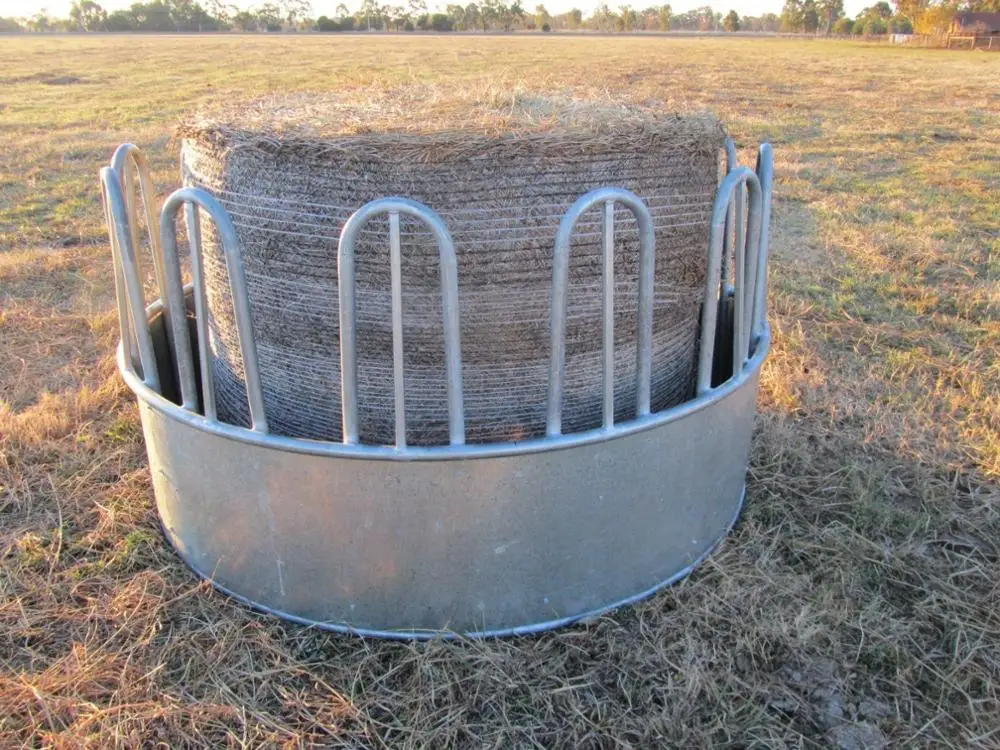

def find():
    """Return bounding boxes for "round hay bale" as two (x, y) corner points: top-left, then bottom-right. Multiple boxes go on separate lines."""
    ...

(178, 88), (727, 445)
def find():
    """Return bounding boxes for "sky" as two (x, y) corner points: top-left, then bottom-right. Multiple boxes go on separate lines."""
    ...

(1, 0), (870, 24)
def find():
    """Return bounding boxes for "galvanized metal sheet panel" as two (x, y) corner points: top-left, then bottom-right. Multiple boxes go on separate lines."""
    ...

(142, 366), (759, 637)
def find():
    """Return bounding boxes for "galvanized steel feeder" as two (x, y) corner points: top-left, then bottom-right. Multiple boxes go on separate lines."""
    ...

(100, 133), (774, 639)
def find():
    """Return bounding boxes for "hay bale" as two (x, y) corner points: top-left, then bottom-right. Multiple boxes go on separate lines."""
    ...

(178, 88), (726, 445)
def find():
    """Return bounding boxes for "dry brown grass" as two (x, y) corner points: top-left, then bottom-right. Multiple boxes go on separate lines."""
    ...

(0, 34), (999, 748)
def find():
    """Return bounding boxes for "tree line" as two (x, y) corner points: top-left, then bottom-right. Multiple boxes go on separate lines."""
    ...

(2, 0), (996, 35)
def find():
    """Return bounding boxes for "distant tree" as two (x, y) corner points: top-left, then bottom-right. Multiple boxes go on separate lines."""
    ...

(463, 2), (481, 28)
(429, 11), (453, 29)
(231, 9), (256, 28)
(723, 8), (739, 29)
(505, 1), (525, 29)
(0, 16), (24, 31)
(478, 0), (496, 27)
(69, 0), (107, 30)
(862, 16), (887, 32)
(618, 4), (638, 29)
(755, 11), (779, 29)
(168, 0), (220, 30)
(28, 9), (53, 30)
(832, 15), (853, 32)
(279, 0), (312, 27)
(359, 0), (379, 28)
(445, 3), (464, 27)
(817, 0), (843, 31)
(656, 3), (671, 28)
(890, 0), (925, 24)
(203, 0), (230, 26)
(541, 20), (551, 29)
(105, 8), (133, 28)
(694, 4), (718, 29)
(315, 14), (338, 29)
(888, 14), (911, 31)
(590, 3), (618, 30)
(802, 0), (819, 30)
(534, 3), (550, 28)
(333, 3), (355, 28)
(869, 1), (892, 18)
(127, 2), (175, 31)
(780, 0), (803, 30)
(567, 7), (582, 26)
(254, 2), (283, 30)
(382, 5), (400, 29)
(912, 2), (951, 33)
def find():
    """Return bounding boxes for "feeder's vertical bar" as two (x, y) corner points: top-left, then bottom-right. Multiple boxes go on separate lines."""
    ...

(733, 181), (763, 375)
(389, 211), (407, 448)
(635, 199), (655, 419)
(101, 168), (160, 393)
(160, 199), (200, 413)
(217, 202), (268, 433)
(185, 202), (216, 421)
(437, 224), (464, 447)
(602, 200), (615, 429)
(122, 166), (141, 283)
(102, 179), (139, 376)
(721, 138), (738, 297)
(733, 186), (746, 295)
(338, 221), (359, 445)
(739, 174), (765, 370)
(750, 144), (774, 344)
(547, 214), (571, 438)
(732, 207), (747, 375)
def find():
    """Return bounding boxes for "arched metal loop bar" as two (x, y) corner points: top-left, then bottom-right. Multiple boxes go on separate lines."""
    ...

(750, 143), (774, 345)
(546, 187), (656, 437)
(697, 166), (763, 396)
(160, 187), (269, 434)
(720, 137), (743, 298)
(99, 167), (160, 393)
(337, 197), (465, 448)
(109, 144), (174, 357)
(101, 167), (139, 380)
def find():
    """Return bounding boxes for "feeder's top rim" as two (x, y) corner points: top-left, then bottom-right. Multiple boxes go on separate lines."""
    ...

(177, 86), (727, 164)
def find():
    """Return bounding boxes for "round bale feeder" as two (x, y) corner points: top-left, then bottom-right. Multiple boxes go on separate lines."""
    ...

(100, 95), (774, 638)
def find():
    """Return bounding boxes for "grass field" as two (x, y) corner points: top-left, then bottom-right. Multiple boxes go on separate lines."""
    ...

(1, 34), (999, 748)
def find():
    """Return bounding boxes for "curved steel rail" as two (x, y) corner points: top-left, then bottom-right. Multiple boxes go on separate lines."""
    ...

(100, 167), (161, 393)
(697, 166), (764, 396)
(159, 187), (269, 433)
(547, 187), (657, 437)
(337, 197), (465, 447)
(109, 144), (175, 358)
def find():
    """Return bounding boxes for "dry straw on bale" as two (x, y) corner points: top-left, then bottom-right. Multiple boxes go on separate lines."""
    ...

(178, 86), (727, 445)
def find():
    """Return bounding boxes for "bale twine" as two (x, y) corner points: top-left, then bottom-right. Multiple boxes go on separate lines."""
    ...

(178, 89), (726, 445)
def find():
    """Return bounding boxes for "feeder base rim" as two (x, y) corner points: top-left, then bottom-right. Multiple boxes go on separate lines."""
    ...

(158, 486), (746, 641)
